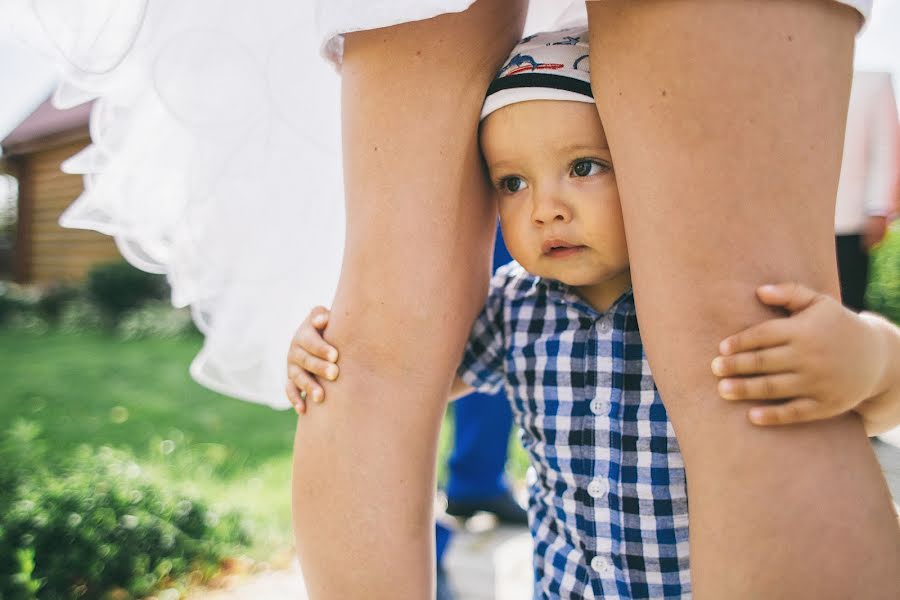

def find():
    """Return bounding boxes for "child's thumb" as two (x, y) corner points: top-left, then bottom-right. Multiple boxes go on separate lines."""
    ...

(756, 282), (818, 313)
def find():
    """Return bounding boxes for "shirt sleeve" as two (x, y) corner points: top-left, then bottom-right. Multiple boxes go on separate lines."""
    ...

(456, 267), (510, 395)
(864, 73), (900, 218)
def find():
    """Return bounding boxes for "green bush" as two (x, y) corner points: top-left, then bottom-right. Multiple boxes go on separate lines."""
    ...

(5, 312), (50, 335)
(58, 298), (109, 334)
(867, 223), (900, 324)
(85, 262), (168, 320)
(0, 282), (39, 326)
(35, 283), (82, 324)
(0, 421), (250, 600)
(116, 301), (198, 340)
(0, 273), (196, 337)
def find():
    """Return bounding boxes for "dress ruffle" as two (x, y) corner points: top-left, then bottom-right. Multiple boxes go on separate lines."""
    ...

(1, 0), (582, 408)
(5, 0), (345, 408)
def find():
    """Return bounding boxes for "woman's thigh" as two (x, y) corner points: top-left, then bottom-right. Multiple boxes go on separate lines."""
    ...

(587, 1), (899, 597)
(292, 1), (526, 598)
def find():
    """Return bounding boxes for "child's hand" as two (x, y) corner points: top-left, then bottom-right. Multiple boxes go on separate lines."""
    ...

(285, 306), (339, 415)
(711, 283), (887, 429)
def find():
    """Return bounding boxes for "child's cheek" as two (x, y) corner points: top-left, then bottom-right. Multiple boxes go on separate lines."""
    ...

(496, 215), (530, 264)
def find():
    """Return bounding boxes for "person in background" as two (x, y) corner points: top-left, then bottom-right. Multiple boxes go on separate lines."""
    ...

(437, 226), (527, 575)
(443, 228), (525, 524)
(835, 71), (900, 311)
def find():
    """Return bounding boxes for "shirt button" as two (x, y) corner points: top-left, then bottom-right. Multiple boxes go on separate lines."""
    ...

(591, 555), (614, 576)
(590, 398), (608, 415)
(587, 478), (608, 499)
(596, 318), (611, 333)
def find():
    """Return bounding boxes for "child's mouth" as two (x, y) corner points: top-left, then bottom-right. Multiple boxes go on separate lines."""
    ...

(542, 239), (584, 258)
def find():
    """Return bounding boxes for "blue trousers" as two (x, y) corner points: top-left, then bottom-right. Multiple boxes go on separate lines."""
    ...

(445, 391), (514, 500)
(437, 226), (514, 566)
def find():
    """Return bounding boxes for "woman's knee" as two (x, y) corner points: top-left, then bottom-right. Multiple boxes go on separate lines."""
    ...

(327, 254), (493, 377)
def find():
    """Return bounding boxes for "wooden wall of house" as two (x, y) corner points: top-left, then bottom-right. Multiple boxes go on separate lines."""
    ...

(9, 138), (122, 285)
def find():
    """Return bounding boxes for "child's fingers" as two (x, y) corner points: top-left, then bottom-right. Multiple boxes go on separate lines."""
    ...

(747, 398), (822, 427)
(295, 319), (338, 362)
(717, 373), (804, 401)
(284, 380), (306, 415)
(289, 347), (339, 381)
(288, 365), (326, 405)
(755, 282), (820, 314)
(309, 306), (331, 331)
(718, 318), (792, 355)
(711, 345), (795, 377)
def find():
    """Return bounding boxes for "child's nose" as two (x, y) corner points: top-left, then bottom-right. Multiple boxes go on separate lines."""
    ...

(531, 192), (572, 225)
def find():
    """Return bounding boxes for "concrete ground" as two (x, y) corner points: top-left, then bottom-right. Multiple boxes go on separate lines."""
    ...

(186, 520), (533, 600)
(187, 435), (900, 600)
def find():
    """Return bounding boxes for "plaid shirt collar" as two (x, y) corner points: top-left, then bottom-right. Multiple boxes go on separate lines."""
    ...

(529, 273), (634, 320)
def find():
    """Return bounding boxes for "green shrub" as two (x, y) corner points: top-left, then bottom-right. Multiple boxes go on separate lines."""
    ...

(867, 223), (900, 324)
(0, 282), (39, 326)
(85, 262), (168, 320)
(116, 301), (198, 340)
(35, 283), (82, 324)
(6, 312), (50, 335)
(58, 297), (109, 334)
(0, 421), (250, 600)
(0, 291), (18, 324)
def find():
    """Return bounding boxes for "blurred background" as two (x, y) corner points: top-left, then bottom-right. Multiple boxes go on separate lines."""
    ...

(1, 1), (898, 599)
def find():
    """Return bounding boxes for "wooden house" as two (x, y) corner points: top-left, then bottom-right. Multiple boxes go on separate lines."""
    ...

(1, 97), (121, 285)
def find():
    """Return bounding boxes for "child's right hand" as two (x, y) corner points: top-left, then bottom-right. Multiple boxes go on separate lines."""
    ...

(285, 306), (339, 414)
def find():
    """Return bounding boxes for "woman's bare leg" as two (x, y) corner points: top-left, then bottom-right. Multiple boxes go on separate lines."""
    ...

(290, 1), (526, 597)
(586, 1), (900, 597)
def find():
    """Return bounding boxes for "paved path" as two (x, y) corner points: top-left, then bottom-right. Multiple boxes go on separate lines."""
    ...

(186, 517), (534, 600)
(187, 436), (900, 600)
(187, 566), (308, 600)
(442, 520), (533, 600)
(873, 433), (900, 503)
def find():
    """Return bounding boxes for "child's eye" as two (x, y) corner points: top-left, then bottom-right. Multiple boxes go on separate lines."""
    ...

(570, 159), (609, 178)
(498, 176), (528, 194)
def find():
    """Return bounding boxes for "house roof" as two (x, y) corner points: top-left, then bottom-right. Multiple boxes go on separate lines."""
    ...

(1, 96), (92, 155)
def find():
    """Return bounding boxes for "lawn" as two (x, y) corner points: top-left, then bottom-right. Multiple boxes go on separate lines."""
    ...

(2, 329), (297, 563)
(1, 328), (529, 565)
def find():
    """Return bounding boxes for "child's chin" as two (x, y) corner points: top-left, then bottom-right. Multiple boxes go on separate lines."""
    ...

(559, 277), (592, 287)
(551, 273), (590, 287)
(535, 265), (600, 288)
(557, 271), (614, 288)
(548, 268), (590, 284)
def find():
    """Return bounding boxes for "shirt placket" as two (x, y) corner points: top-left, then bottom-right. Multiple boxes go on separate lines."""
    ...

(586, 311), (619, 597)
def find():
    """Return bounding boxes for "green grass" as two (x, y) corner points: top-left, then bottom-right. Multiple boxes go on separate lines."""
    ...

(2, 328), (298, 562)
(1, 328), (529, 564)
(4, 331), (292, 468)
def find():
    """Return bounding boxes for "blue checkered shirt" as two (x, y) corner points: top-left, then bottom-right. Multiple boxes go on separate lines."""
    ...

(458, 262), (691, 599)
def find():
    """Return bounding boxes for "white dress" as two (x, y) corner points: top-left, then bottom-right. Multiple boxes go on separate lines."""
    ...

(0, 0), (872, 409)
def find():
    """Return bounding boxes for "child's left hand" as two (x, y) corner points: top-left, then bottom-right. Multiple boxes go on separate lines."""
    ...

(711, 282), (888, 429)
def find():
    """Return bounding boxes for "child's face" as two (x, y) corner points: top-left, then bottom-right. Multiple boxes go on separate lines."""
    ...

(480, 100), (629, 292)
